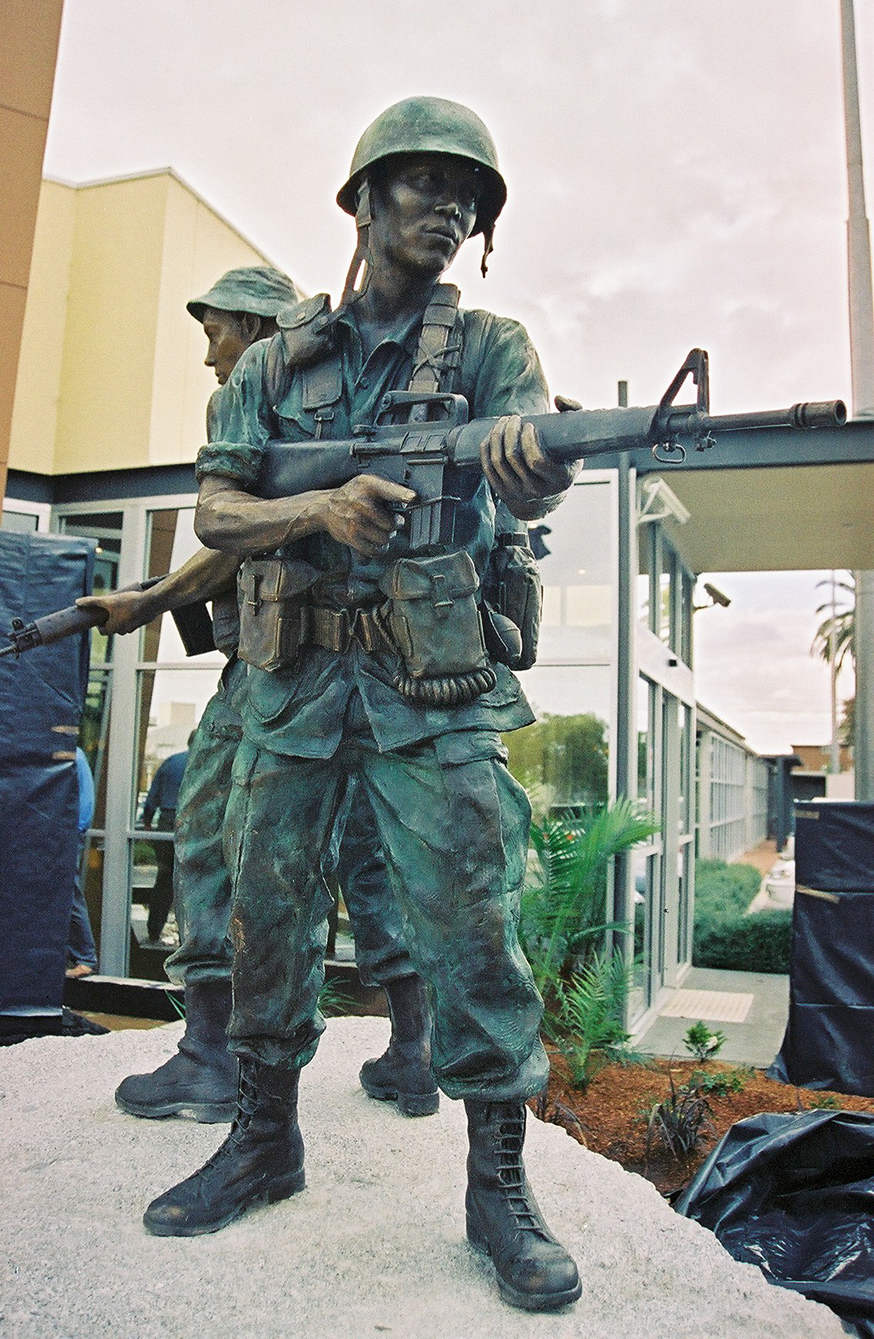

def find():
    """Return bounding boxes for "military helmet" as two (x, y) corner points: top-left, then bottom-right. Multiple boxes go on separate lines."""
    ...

(337, 97), (507, 240)
(187, 266), (302, 323)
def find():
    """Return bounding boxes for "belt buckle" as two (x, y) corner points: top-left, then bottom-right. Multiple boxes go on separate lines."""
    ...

(334, 607), (351, 653)
(351, 607), (378, 653)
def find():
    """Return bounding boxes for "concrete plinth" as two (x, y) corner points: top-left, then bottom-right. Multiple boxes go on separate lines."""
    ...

(0, 1016), (843, 1338)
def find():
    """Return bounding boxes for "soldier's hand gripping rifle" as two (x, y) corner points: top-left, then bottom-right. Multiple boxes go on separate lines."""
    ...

(259, 348), (846, 547)
(0, 576), (166, 660)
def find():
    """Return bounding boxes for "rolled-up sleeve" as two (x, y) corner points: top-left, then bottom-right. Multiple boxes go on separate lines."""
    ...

(195, 336), (279, 488)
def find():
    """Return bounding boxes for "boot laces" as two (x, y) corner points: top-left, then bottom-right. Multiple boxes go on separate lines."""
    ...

(494, 1115), (548, 1238)
(190, 1068), (261, 1181)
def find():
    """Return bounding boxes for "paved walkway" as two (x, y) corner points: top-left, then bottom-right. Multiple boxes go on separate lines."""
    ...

(636, 843), (792, 1068)
(635, 965), (789, 1068)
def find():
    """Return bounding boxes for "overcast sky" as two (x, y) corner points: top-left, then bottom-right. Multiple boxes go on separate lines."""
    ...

(43, 0), (872, 753)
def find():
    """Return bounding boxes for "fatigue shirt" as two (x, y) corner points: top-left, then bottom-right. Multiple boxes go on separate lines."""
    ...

(195, 304), (549, 758)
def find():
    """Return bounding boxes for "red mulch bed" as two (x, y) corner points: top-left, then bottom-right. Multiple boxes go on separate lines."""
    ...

(531, 1050), (874, 1197)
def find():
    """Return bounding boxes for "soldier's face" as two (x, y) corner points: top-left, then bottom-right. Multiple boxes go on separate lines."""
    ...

(371, 154), (479, 278)
(201, 308), (252, 385)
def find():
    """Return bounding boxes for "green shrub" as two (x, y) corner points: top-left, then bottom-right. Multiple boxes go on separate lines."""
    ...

(694, 859), (762, 918)
(683, 1021), (726, 1063)
(694, 909), (792, 973)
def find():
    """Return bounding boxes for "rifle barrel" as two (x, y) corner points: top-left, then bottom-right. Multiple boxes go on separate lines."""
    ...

(665, 400), (847, 436)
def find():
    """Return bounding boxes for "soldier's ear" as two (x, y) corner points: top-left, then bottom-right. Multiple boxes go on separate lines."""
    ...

(239, 312), (262, 343)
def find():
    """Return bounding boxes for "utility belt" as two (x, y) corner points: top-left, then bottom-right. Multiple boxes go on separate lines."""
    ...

(237, 550), (513, 706)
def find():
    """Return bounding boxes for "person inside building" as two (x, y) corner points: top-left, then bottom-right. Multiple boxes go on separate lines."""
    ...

(65, 746), (98, 978)
(142, 98), (582, 1314)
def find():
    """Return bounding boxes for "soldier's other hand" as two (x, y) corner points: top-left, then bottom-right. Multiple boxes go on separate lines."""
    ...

(555, 394), (582, 413)
(321, 475), (417, 557)
(76, 589), (147, 636)
(480, 415), (578, 520)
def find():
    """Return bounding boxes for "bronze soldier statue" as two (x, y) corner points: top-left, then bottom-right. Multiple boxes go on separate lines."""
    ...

(143, 99), (582, 1314)
(82, 266), (439, 1122)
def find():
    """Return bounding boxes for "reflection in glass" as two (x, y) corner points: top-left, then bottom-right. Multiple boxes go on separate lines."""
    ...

(0, 509), (39, 533)
(534, 482), (614, 664)
(79, 670), (111, 830)
(637, 522), (653, 628)
(131, 668), (216, 955)
(60, 512), (123, 665)
(658, 564), (673, 645)
(508, 665), (610, 817)
(637, 675), (652, 803)
(142, 508), (226, 667)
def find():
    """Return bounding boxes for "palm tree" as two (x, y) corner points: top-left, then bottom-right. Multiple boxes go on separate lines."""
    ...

(811, 572), (855, 751)
(811, 572), (855, 674)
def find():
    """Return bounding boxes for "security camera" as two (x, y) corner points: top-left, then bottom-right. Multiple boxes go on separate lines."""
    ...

(694, 582), (732, 613)
(703, 582), (731, 608)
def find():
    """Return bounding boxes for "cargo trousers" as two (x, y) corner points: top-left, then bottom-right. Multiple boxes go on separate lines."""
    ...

(165, 656), (416, 991)
(223, 692), (550, 1102)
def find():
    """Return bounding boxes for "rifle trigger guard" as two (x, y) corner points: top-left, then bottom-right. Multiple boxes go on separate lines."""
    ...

(652, 441), (686, 465)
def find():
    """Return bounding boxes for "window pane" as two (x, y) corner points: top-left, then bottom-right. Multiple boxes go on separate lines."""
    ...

(79, 670), (112, 830)
(131, 667), (222, 958)
(637, 522), (653, 628)
(508, 665), (611, 816)
(141, 507), (226, 667)
(59, 512), (124, 665)
(532, 482), (614, 664)
(1, 509), (39, 533)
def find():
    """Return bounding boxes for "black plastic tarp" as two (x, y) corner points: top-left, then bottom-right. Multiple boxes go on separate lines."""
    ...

(0, 530), (95, 1012)
(769, 801), (874, 1097)
(675, 1110), (874, 1336)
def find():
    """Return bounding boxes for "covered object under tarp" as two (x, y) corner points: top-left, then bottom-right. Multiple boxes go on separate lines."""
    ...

(0, 529), (94, 1020)
(770, 800), (874, 1097)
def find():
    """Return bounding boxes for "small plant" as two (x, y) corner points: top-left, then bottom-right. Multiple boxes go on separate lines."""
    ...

(806, 1093), (840, 1110)
(318, 978), (355, 1018)
(683, 1021), (727, 1064)
(643, 1072), (714, 1163)
(689, 1066), (750, 1097)
(544, 949), (634, 1091)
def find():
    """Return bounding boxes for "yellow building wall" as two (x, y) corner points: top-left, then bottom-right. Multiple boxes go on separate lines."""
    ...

(8, 170), (274, 476)
(148, 175), (270, 467)
(8, 181), (77, 475)
(0, 0), (65, 504)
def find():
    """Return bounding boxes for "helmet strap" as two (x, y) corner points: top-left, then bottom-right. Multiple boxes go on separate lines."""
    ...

(337, 179), (373, 314)
(481, 223), (494, 278)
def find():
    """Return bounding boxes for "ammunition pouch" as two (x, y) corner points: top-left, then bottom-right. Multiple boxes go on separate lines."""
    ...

(237, 556), (319, 672)
(481, 536), (542, 671)
(379, 551), (496, 706)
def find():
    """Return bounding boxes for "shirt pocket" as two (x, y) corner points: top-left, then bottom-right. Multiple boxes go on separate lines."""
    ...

(245, 665), (301, 724)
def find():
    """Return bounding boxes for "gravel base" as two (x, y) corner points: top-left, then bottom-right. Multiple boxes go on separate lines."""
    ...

(0, 1015), (844, 1339)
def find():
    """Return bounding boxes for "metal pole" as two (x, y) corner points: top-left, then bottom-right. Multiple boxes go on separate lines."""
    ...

(840, 0), (874, 799)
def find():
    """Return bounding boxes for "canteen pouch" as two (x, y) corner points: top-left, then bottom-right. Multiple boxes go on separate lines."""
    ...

(481, 539), (542, 671)
(380, 551), (497, 706)
(237, 556), (319, 672)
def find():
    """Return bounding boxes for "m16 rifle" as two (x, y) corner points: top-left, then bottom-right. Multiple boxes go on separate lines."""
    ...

(259, 348), (846, 548)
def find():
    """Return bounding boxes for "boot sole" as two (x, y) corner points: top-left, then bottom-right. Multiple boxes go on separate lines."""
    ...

(115, 1093), (236, 1123)
(359, 1079), (439, 1117)
(143, 1168), (306, 1237)
(466, 1211), (583, 1312)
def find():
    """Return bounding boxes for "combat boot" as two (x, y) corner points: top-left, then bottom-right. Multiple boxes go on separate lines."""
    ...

(464, 1099), (582, 1312)
(115, 978), (236, 1122)
(359, 975), (439, 1116)
(143, 1058), (305, 1236)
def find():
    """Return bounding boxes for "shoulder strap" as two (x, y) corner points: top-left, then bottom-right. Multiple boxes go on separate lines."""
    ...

(408, 284), (463, 415)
